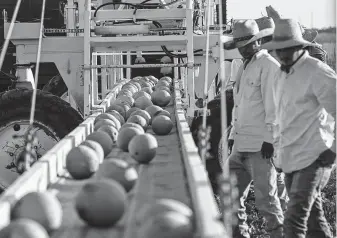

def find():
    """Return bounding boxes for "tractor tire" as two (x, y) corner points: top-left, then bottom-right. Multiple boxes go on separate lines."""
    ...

(0, 89), (83, 192)
(42, 74), (67, 97)
(0, 89), (83, 138)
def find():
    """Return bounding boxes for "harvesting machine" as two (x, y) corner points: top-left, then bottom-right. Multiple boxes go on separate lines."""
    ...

(0, 0), (242, 237)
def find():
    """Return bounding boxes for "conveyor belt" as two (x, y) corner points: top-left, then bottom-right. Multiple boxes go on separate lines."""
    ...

(0, 80), (227, 238)
(49, 104), (192, 238)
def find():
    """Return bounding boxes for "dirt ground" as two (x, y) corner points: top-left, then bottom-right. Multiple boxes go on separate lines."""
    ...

(244, 168), (336, 238)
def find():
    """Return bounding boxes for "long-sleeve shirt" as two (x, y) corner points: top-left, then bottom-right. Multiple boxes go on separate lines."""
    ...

(272, 51), (336, 173)
(229, 50), (280, 152)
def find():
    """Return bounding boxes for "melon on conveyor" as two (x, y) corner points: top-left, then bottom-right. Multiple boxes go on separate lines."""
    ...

(141, 87), (153, 95)
(127, 115), (148, 131)
(152, 115), (173, 135)
(97, 125), (119, 143)
(128, 134), (158, 164)
(139, 211), (193, 238)
(133, 91), (151, 101)
(97, 159), (138, 192)
(154, 109), (171, 119)
(126, 107), (141, 119)
(87, 131), (113, 157)
(134, 96), (153, 110)
(81, 140), (104, 163)
(107, 110), (125, 125)
(0, 219), (49, 238)
(160, 76), (173, 84)
(130, 109), (151, 125)
(155, 85), (171, 94)
(145, 105), (163, 119)
(120, 122), (145, 133)
(140, 199), (193, 220)
(75, 179), (127, 227)
(11, 192), (63, 232)
(66, 145), (100, 179)
(117, 127), (144, 152)
(152, 90), (172, 107)
(107, 104), (126, 119)
(94, 113), (121, 130)
(156, 80), (171, 88)
(116, 95), (135, 108)
(94, 118), (117, 131)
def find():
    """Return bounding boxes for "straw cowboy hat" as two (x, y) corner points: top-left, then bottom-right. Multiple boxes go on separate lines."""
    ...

(224, 19), (271, 50)
(261, 19), (316, 50)
(249, 17), (275, 42)
(265, 5), (318, 42)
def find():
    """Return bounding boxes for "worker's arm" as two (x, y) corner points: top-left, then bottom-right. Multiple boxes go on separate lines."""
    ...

(312, 62), (337, 153)
(260, 56), (280, 144)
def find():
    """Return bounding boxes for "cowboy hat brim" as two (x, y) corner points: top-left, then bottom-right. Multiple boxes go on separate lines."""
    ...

(223, 28), (273, 50)
(249, 28), (274, 43)
(261, 38), (316, 50)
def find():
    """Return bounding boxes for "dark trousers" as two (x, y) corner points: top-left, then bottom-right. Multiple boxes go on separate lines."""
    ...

(284, 159), (333, 238)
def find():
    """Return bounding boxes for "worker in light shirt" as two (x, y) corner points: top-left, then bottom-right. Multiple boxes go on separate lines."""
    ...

(262, 19), (336, 238)
(222, 19), (284, 238)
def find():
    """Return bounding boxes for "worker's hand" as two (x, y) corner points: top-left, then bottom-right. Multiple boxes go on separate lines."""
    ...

(261, 141), (274, 159)
(228, 139), (234, 153)
(317, 149), (336, 167)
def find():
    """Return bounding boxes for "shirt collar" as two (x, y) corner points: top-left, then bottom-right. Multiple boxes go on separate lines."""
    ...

(292, 50), (309, 71)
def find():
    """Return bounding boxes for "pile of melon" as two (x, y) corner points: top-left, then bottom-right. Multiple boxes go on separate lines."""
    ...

(0, 76), (193, 237)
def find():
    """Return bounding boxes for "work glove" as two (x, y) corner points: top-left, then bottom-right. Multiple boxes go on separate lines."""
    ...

(228, 139), (234, 154)
(317, 149), (336, 167)
(261, 141), (274, 159)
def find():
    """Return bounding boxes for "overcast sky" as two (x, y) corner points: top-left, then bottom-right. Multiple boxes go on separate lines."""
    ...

(227, 0), (336, 29)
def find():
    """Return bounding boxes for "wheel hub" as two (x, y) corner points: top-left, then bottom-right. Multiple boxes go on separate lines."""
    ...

(0, 121), (60, 191)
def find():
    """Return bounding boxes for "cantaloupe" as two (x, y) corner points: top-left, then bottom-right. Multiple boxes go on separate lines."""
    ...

(140, 199), (193, 220)
(120, 122), (145, 133)
(154, 109), (171, 119)
(117, 127), (144, 152)
(128, 134), (158, 164)
(66, 145), (100, 179)
(152, 90), (172, 107)
(117, 89), (133, 98)
(130, 110), (151, 125)
(130, 81), (142, 91)
(152, 115), (173, 135)
(97, 159), (138, 192)
(138, 211), (193, 238)
(133, 91), (151, 101)
(11, 192), (63, 232)
(135, 96), (153, 110)
(145, 105), (163, 119)
(97, 125), (119, 143)
(96, 114), (121, 131)
(126, 107), (141, 119)
(0, 219), (49, 238)
(141, 87), (153, 95)
(81, 140), (104, 163)
(127, 115), (148, 131)
(160, 76), (173, 84)
(107, 110), (125, 124)
(75, 179), (127, 227)
(147, 75), (159, 84)
(94, 113), (120, 127)
(156, 80), (171, 88)
(116, 95), (135, 107)
(107, 104), (126, 119)
(87, 131), (113, 157)
(155, 85), (171, 93)
(94, 118), (117, 131)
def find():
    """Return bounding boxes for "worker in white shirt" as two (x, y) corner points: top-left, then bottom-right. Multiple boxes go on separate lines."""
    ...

(262, 18), (336, 238)
(254, 16), (289, 212)
(222, 19), (284, 238)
